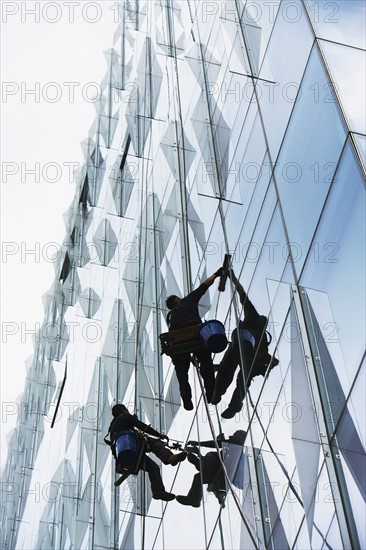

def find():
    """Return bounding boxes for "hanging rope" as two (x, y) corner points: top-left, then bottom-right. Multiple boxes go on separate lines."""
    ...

(193, 360), (260, 549)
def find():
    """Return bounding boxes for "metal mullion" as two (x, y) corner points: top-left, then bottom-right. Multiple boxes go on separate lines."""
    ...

(199, 41), (224, 198)
(253, 448), (273, 548)
(88, 357), (102, 550)
(111, 300), (123, 548)
(293, 285), (359, 549)
(151, 194), (164, 434)
(146, 37), (153, 119)
(165, 3), (192, 292)
(247, 447), (266, 548)
(121, 4), (126, 89)
(164, 0), (174, 57)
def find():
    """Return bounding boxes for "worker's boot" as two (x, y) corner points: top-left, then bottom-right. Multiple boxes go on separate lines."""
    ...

(176, 495), (201, 507)
(164, 452), (187, 466)
(152, 490), (176, 501)
(181, 392), (194, 410)
(176, 474), (202, 507)
(221, 406), (240, 419)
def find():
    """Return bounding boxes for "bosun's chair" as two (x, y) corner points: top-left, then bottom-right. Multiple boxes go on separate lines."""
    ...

(159, 324), (205, 357)
(114, 434), (148, 487)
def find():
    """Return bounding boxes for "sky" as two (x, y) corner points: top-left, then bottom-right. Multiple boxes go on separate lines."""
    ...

(1, 1), (119, 467)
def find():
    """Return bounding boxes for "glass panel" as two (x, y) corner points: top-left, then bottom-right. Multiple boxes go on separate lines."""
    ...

(348, 358), (366, 448)
(320, 39), (366, 133)
(275, 45), (347, 276)
(258, 0), (314, 160)
(353, 133), (366, 170)
(305, 0), (366, 49)
(300, 140), (366, 381)
(240, 1), (280, 73)
(339, 444), (366, 547)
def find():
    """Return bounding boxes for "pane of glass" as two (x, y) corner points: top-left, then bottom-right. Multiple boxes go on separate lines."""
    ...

(311, 461), (339, 547)
(348, 358), (366, 448)
(258, 0), (314, 160)
(339, 445), (366, 547)
(353, 133), (366, 170)
(305, 0), (366, 49)
(300, 140), (366, 381)
(320, 39), (366, 133)
(275, 45), (347, 275)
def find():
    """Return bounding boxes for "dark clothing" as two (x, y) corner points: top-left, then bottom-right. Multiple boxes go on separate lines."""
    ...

(214, 336), (255, 411)
(184, 438), (236, 505)
(133, 438), (174, 494)
(139, 455), (165, 493)
(109, 413), (175, 496)
(168, 283), (215, 403)
(173, 348), (215, 402)
(108, 411), (161, 442)
(168, 283), (208, 330)
(213, 287), (265, 412)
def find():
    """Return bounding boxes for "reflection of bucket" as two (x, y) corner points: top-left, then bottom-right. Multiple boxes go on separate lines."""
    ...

(199, 320), (228, 353)
(115, 432), (138, 470)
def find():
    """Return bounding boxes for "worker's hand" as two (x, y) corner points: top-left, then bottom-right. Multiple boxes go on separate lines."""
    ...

(215, 267), (224, 277)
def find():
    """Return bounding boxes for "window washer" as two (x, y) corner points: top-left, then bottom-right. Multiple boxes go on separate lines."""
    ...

(165, 268), (223, 410)
(176, 430), (246, 508)
(211, 269), (279, 418)
(106, 404), (186, 501)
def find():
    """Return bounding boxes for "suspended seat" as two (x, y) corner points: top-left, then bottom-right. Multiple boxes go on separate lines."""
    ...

(114, 434), (148, 486)
(159, 325), (205, 356)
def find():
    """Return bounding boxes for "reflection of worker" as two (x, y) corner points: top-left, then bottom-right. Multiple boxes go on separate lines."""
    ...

(212, 270), (278, 419)
(107, 404), (186, 501)
(166, 269), (223, 410)
(176, 430), (246, 508)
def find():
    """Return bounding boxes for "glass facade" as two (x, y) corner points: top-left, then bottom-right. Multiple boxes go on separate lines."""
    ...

(1, 1), (365, 549)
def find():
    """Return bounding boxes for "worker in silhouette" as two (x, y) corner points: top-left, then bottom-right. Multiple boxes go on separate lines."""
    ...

(107, 404), (186, 501)
(211, 269), (278, 418)
(166, 268), (223, 410)
(176, 430), (246, 507)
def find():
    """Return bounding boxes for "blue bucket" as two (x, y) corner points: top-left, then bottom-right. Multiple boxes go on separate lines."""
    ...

(199, 320), (228, 353)
(115, 431), (138, 470)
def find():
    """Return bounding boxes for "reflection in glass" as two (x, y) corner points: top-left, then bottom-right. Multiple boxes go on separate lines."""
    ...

(320, 39), (366, 134)
(305, 0), (366, 49)
(275, 45), (346, 276)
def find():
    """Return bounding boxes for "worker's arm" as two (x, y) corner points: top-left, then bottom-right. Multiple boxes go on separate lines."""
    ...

(202, 268), (223, 288)
(229, 269), (259, 319)
(229, 269), (246, 304)
(131, 416), (163, 439)
(187, 438), (222, 449)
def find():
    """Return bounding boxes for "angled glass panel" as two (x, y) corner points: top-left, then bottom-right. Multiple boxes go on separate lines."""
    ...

(305, 0), (366, 49)
(258, 0), (314, 159)
(320, 39), (366, 134)
(300, 139), (366, 381)
(353, 133), (366, 170)
(275, 45), (347, 276)
(339, 430), (366, 547)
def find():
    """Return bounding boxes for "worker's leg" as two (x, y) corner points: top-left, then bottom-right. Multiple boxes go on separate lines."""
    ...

(147, 437), (187, 466)
(211, 342), (239, 405)
(176, 453), (219, 507)
(222, 341), (254, 419)
(176, 473), (202, 507)
(195, 348), (215, 403)
(140, 455), (175, 501)
(172, 353), (193, 410)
